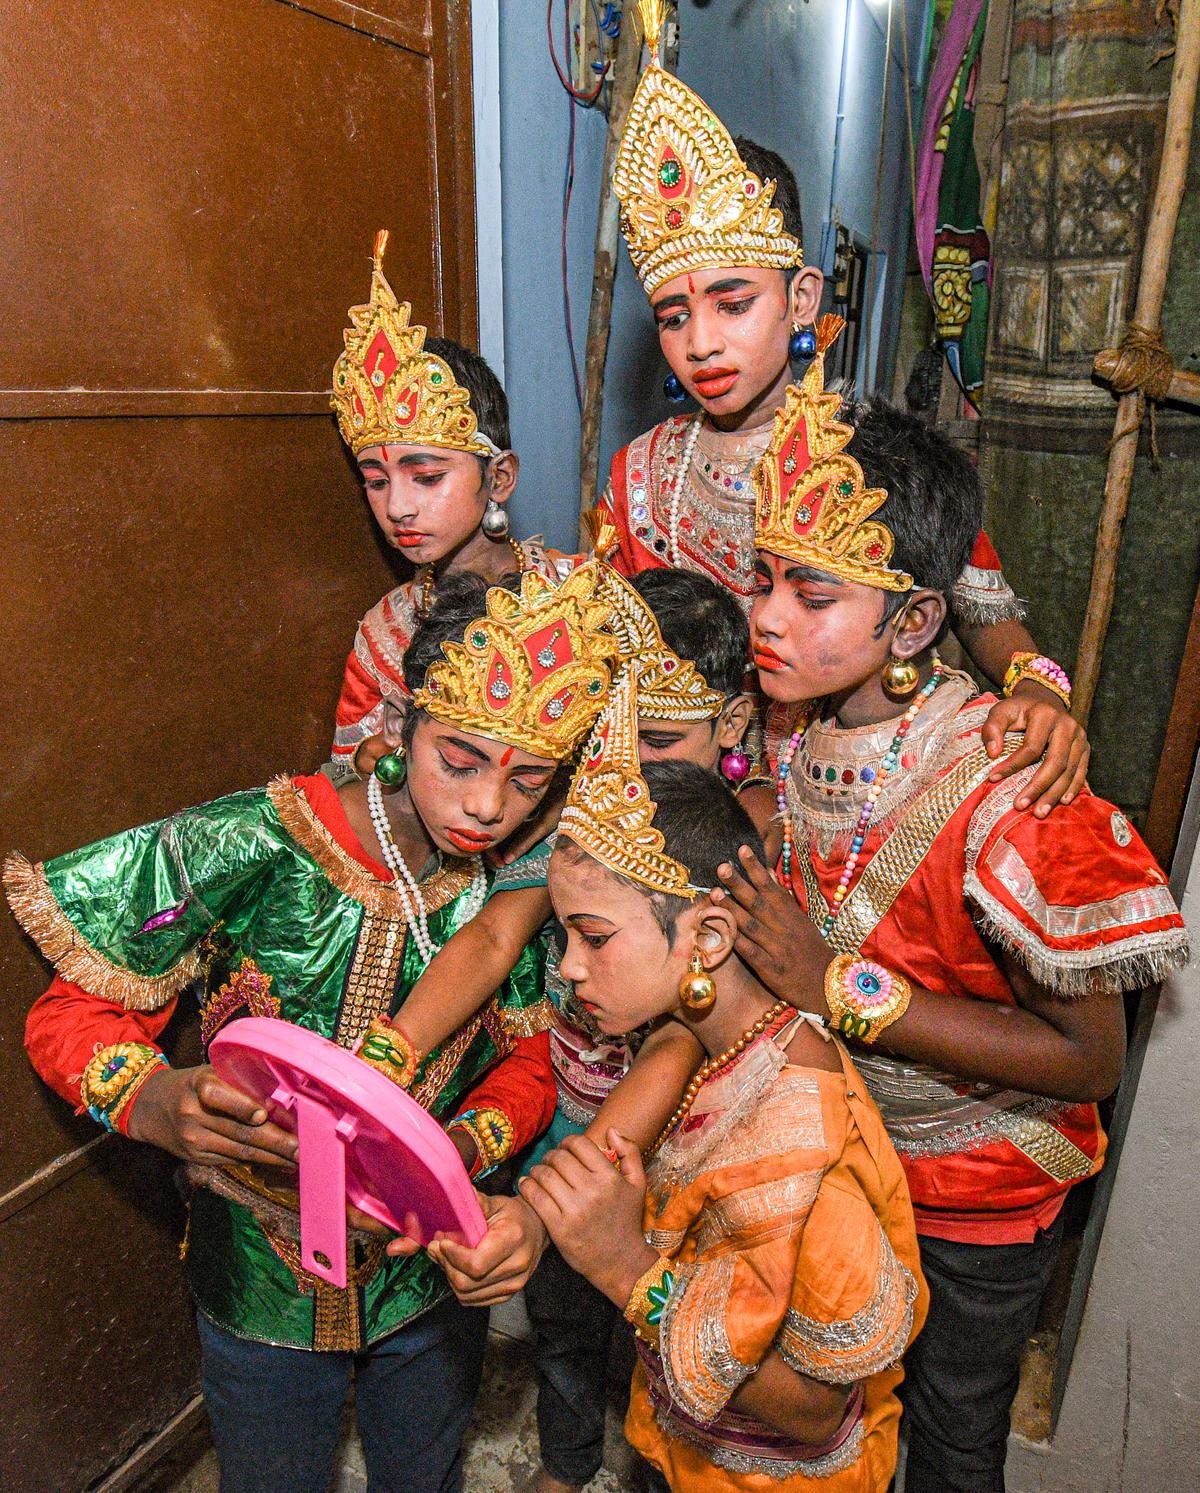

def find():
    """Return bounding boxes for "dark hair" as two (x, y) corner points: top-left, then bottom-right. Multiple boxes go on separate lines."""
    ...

(733, 136), (804, 264)
(401, 571), (519, 748)
(424, 338), (511, 454)
(642, 761), (764, 940)
(839, 396), (982, 629)
(631, 569), (750, 697)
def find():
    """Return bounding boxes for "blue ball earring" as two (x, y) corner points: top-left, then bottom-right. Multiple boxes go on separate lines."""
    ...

(663, 372), (687, 403)
(789, 324), (817, 361)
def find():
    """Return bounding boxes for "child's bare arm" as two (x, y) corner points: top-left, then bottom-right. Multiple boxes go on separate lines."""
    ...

(583, 1020), (702, 1154)
(395, 885), (551, 1056)
(731, 1352), (853, 1446)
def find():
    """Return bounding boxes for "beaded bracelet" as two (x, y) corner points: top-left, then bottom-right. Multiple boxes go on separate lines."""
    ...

(357, 1017), (418, 1089)
(448, 1106), (515, 1178)
(624, 1256), (677, 1349)
(1002, 652), (1072, 708)
(80, 1042), (169, 1133)
(823, 954), (912, 1045)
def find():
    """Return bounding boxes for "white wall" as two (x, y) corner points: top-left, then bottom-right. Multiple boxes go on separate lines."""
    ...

(1006, 815), (1200, 1490)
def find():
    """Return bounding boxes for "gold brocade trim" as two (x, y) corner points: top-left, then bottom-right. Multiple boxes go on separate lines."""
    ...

(2, 851), (201, 1012)
(260, 1222), (387, 1352)
(796, 740), (1021, 955)
(411, 1007), (489, 1109)
(334, 908), (411, 1048)
(267, 776), (472, 920)
(504, 997), (554, 1038)
(1004, 1115), (1097, 1183)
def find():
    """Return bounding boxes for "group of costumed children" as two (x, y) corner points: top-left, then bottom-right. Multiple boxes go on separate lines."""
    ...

(7, 6), (1189, 1492)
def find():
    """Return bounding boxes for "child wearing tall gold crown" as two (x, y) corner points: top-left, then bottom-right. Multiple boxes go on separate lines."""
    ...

(596, 0), (1089, 819)
(510, 669), (927, 1492)
(329, 230), (584, 777)
(4, 567), (624, 1493)
(704, 328), (1189, 1491)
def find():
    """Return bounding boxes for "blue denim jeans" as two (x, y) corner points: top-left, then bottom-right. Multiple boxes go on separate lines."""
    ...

(197, 1295), (489, 1493)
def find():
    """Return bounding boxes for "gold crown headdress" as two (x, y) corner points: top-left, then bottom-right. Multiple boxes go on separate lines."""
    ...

(612, 1), (804, 296)
(413, 564), (620, 761)
(753, 316), (913, 592)
(595, 566), (725, 721)
(331, 231), (500, 459)
(560, 667), (701, 898)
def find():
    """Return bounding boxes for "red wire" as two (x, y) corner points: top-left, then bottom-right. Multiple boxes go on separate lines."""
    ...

(547, 0), (609, 103)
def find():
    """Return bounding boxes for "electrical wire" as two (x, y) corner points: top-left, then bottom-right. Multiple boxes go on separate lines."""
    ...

(560, 4), (584, 410)
(547, 0), (609, 103)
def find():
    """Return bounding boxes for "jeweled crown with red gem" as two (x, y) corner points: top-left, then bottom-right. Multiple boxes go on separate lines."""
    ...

(559, 666), (699, 898)
(413, 564), (621, 761)
(331, 231), (499, 458)
(753, 316), (913, 592)
(595, 565), (725, 721)
(613, 1), (804, 297)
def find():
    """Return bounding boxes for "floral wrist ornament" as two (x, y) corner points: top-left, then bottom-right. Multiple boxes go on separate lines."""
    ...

(448, 1107), (515, 1178)
(1002, 652), (1072, 709)
(356, 1017), (418, 1089)
(80, 1042), (169, 1133)
(823, 954), (912, 1045)
(624, 1256), (677, 1350)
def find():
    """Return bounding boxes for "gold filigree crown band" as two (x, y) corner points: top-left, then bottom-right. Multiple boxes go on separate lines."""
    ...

(332, 231), (501, 458)
(560, 667), (702, 899)
(413, 564), (620, 762)
(612, 2), (804, 296)
(753, 316), (913, 592)
(595, 566), (725, 722)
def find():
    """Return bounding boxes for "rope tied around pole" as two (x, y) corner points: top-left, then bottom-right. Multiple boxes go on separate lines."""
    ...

(1094, 322), (1177, 467)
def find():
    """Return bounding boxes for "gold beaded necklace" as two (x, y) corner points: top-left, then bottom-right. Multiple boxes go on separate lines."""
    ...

(647, 999), (791, 1157)
(416, 535), (526, 618)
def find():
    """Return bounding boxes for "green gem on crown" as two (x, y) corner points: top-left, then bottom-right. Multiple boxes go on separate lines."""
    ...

(430, 370), (443, 385)
(471, 630), (488, 648)
(838, 480), (854, 496)
(658, 159), (682, 188)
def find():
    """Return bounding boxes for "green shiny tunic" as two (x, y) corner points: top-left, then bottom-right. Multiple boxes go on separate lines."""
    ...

(29, 776), (549, 1350)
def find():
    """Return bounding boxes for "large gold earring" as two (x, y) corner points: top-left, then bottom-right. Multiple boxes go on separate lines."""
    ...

(881, 656), (920, 698)
(678, 946), (717, 1012)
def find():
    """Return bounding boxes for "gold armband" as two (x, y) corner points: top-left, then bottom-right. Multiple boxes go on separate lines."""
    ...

(357, 1017), (418, 1089)
(823, 954), (912, 1045)
(624, 1255), (677, 1349)
(1002, 651), (1071, 708)
(81, 1042), (168, 1133)
(449, 1107), (515, 1178)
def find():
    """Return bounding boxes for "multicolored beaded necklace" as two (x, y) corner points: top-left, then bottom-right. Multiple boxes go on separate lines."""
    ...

(777, 658), (946, 938)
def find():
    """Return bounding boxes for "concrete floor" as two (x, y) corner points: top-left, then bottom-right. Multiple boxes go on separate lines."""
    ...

(145, 1298), (645, 1493)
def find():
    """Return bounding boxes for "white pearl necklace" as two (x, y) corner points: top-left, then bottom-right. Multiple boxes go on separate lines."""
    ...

(366, 775), (487, 965)
(668, 416), (704, 567)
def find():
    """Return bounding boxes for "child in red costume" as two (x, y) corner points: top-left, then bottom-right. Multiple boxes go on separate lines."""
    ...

(598, 6), (1087, 818)
(709, 343), (1189, 1491)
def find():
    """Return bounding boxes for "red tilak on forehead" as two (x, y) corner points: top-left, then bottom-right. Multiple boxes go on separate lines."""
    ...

(500, 746), (515, 766)
(381, 445), (389, 461)
(688, 274), (696, 294)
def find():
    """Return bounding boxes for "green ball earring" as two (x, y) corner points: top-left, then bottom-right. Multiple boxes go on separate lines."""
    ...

(373, 752), (406, 786)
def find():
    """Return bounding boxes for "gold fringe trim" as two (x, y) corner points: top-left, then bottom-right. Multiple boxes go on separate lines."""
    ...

(3, 851), (199, 1012)
(267, 775), (472, 919)
(505, 998), (554, 1038)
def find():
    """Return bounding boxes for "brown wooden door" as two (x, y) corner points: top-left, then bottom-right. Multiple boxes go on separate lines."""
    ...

(0, 2), (476, 1485)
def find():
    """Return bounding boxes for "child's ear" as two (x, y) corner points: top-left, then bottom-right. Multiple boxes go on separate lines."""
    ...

(891, 590), (947, 659)
(716, 693), (755, 750)
(789, 266), (824, 328)
(380, 699), (409, 751)
(693, 900), (738, 972)
(486, 450), (519, 504)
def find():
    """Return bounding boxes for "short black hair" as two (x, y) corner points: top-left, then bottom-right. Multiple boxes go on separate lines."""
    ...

(557, 761), (763, 940)
(424, 337), (511, 453)
(734, 136), (804, 258)
(840, 396), (982, 626)
(631, 569), (750, 697)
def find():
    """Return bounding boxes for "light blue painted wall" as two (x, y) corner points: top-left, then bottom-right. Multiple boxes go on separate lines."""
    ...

(498, 0), (920, 551)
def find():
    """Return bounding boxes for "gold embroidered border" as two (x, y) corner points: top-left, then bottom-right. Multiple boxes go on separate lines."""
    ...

(267, 775), (472, 920)
(504, 997), (554, 1038)
(1005, 1115), (1096, 1183)
(799, 740), (1021, 954)
(334, 908), (410, 1047)
(2, 851), (200, 1012)
(661, 1254), (753, 1424)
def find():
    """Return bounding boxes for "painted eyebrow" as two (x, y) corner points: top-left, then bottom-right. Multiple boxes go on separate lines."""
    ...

(652, 292), (689, 313)
(786, 565), (843, 586)
(440, 734), (490, 762)
(566, 912), (617, 928)
(395, 452), (450, 468)
(704, 277), (754, 295)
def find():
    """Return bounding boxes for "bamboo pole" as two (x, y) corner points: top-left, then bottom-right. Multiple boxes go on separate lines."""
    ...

(576, 4), (643, 543)
(1072, 0), (1200, 726)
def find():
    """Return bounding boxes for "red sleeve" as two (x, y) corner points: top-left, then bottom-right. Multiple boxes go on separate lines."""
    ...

(332, 638), (386, 764)
(970, 529), (1002, 573)
(25, 975), (177, 1131)
(600, 446), (639, 579)
(964, 791), (1188, 996)
(453, 1030), (555, 1154)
